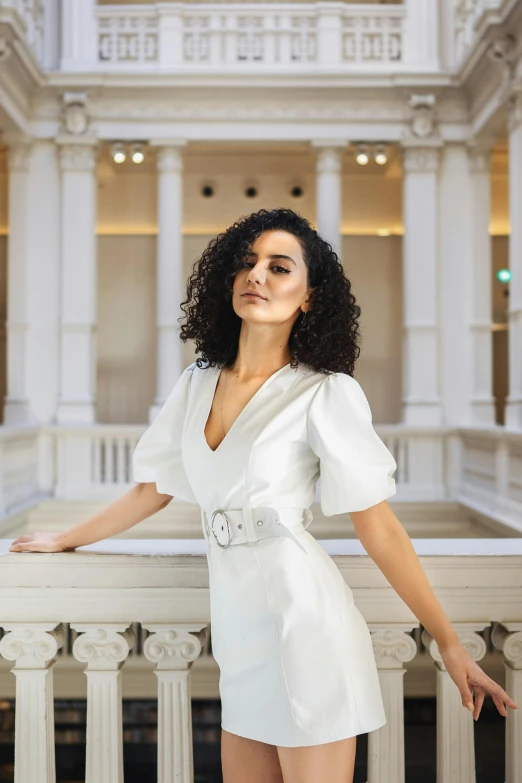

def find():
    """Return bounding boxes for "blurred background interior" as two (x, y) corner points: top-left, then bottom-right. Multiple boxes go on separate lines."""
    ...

(0, 0), (522, 781)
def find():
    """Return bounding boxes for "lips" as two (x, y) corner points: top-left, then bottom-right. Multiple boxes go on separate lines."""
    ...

(242, 292), (266, 300)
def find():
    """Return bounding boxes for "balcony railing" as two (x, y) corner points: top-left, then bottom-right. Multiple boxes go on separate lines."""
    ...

(0, 537), (521, 783)
(57, 1), (441, 74)
(454, 0), (503, 66)
(0, 0), (44, 63)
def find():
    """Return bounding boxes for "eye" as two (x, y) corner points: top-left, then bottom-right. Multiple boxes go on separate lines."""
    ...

(273, 265), (291, 274)
(239, 261), (290, 274)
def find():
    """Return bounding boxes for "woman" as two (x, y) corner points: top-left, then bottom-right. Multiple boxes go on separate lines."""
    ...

(10, 208), (517, 783)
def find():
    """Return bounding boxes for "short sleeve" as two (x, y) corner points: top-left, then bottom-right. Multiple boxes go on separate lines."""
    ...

(307, 372), (397, 515)
(132, 362), (198, 502)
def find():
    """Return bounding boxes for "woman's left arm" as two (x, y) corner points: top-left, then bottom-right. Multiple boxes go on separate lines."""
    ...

(350, 500), (518, 721)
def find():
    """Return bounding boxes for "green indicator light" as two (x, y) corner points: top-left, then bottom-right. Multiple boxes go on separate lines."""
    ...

(497, 269), (512, 284)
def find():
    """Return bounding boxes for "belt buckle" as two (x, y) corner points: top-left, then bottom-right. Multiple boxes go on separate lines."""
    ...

(211, 509), (231, 548)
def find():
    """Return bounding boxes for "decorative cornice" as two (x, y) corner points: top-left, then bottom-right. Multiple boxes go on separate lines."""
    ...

(0, 623), (64, 668)
(0, 35), (11, 64)
(143, 624), (207, 670)
(61, 92), (90, 136)
(507, 89), (522, 134)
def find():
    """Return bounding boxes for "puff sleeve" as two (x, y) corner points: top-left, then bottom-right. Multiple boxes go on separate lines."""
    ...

(132, 362), (198, 502)
(307, 372), (397, 515)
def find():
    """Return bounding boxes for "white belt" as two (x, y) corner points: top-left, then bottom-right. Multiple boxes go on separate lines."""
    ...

(201, 506), (313, 554)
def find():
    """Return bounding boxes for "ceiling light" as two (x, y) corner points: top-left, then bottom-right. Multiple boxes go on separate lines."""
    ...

(355, 145), (370, 166)
(374, 144), (388, 165)
(130, 143), (145, 164)
(111, 142), (126, 164)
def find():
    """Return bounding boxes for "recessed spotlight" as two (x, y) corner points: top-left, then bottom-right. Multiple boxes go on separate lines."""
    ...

(374, 144), (388, 165)
(290, 184), (305, 198)
(201, 183), (215, 198)
(111, 142), (126, 164)
(130, 143), (145, 164)
(244, 185), (258, 198)
(355, 145), (370, 166)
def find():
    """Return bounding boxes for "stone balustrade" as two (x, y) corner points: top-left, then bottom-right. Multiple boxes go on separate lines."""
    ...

(0, 537), (521, 783)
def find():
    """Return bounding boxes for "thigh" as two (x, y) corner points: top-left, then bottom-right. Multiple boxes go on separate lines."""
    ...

(221, 728), (285, 783)
(277, 736), (357, 783)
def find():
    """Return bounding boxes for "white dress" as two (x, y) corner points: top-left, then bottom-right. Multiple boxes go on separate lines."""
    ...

(133, 359), (397, 747)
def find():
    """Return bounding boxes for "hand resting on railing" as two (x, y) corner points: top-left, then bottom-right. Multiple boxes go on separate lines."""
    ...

(8, 482), (172, 553)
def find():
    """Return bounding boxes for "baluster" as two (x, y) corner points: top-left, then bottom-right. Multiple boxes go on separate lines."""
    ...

(422, 624), (488, 783)
(143, 623), (208, 783)
(368, 624), (418, 783)
(491, 622), (522, 783)
(224, 13), (237, 64)
(0, 623), (64, 783)
(209, 12), (222, 65)
(72, 623), (136, 783)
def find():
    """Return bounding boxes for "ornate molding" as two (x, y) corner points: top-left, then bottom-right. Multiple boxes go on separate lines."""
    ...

(58, 143), (97, 172)
(407, 93), (438, 141)
(508, 89), (522, 134)
(370, 626), (418, 667)
(402, 145), (441, 173)
(0, 35), (11, 64)
(0, 623), (64, 667)
(61, 92), (90, 136)
(72, 625), (136, 669)
(467, 140), (492, 174)
(143, 624), (207, 670)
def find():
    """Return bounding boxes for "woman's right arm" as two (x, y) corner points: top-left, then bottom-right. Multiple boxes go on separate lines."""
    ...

(9, 483), (173, 553)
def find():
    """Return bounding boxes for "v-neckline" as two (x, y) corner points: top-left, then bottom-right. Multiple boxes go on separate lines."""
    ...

(202, 362), (292, 454)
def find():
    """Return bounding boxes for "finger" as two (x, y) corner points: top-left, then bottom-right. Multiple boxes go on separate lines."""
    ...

(456, 677), (474, 712)
(10, 542), (43, 552)
(484, 679), (518, 712)
(10, 535), (33, 547)
(473, 687), (486, 721)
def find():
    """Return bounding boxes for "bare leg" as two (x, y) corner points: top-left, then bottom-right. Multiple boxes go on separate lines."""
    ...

(277, 736), (357, 783)
(221, 728), (285, 783)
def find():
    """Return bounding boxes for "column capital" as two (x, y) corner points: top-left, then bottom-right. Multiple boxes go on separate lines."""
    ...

(314, 145), (345, 174)
(0, 623), (64, 668)
(401, 141), (443, 173)
(467, 139), (492, 174)
(57, 138), (98, 172)
(7, 141), (32, 172)
(143, 623), (208, 670)
(155, 145), (185, 173)
(492, 622), (522, 669)
(422, 624), (488, 669)
(369, 624), (418, 668)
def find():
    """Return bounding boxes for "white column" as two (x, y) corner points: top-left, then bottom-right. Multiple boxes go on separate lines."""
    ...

(72, 624), (136, 783)
(403, 0), (439, 71)
(60, 0), (97, 71)
(438, 143), (495, 427)
(505, 93), (522, 429)
(311, 140), (346, 259)
(56, 140), (98, 424)
(150, 142), (187, 419)
(423, 625), (488, 783)
(401, 143), (442, 426)
(4, 140), (61, 427)
(0, 623), (64, 783)
(143, 624), (207, 783)
(491, 623), (522, 783)
(468, 144), (496, 425)
(368, 625), (418, 783)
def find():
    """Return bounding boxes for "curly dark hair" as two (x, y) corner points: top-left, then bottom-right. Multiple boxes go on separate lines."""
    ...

(179, 207), (361, 376)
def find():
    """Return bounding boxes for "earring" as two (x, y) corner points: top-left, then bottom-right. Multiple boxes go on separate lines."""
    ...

(301, 310), (307, 325)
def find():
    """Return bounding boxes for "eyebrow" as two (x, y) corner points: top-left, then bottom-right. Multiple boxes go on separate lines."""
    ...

(245, 250), (297, 267)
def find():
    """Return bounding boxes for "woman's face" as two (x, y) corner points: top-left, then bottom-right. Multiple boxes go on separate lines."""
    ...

(232, 230), (313, 327)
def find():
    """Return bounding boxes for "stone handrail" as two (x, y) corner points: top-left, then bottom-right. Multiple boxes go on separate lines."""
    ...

(1, 538), (521, 782)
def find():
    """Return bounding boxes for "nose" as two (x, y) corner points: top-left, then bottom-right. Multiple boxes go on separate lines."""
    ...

(246, 262), (266, 286)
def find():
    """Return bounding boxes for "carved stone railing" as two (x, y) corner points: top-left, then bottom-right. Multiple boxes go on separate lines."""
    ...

(0, 426), (41, 518)
(0, 537), (521, 783)
(458, 427), (522, 535)
(56, 1), (445, 74)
